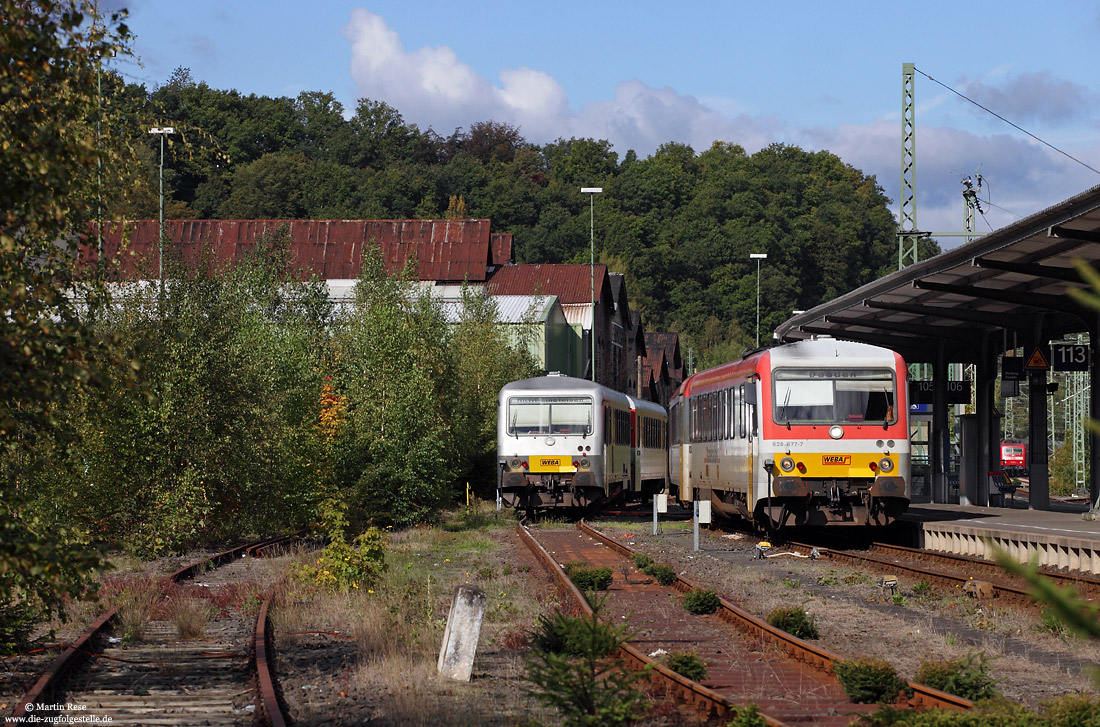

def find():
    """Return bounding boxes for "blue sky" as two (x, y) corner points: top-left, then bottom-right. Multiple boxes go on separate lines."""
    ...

(114, 1), (1100, 250)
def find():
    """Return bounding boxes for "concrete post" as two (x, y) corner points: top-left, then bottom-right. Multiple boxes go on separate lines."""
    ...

(437, 584), (487, 681)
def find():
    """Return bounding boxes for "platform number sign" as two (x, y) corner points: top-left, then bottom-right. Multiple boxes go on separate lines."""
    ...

(1051, 343), (1090, 372)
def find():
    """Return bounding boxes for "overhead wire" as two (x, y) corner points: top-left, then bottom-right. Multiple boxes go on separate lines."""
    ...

(914, 66), (1100, 177)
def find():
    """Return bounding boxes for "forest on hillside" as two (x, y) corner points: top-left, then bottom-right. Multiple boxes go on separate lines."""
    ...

(111, 67), (940, 365)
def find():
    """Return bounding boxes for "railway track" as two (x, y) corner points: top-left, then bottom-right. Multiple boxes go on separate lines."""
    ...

(782, 539), (1100, 608)
(519, 522), (971, 726)
(8, 539), (291, 727)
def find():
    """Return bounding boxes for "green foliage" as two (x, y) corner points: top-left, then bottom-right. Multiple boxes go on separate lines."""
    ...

(525, 598), (648, 727)
(1048, 443), (1082, 497)
(1041, 693), (1100, 727)
(766, 605), (820, 640)
(562, 562), (614, 592)
(331, 247), (456, 528)
(530, 609), (618, 658)
(664, 650), (708, 680)
(631, 553), (653, 570)
(726, 705), (768, 727)
(833, 657), (912, 704)
(106, 64), (917, 367)
(72, 226), (328, 554)
(852, 702), (1044, 727)
(914, 651), (1000, 702)
(912, 581), (934, 597)
(295, 527), (388, 592)
(1034, 607), (1072, 639)
(682, 588), (721, 615)
(642, 563), (678, 586)
(1, 0), (137, 650)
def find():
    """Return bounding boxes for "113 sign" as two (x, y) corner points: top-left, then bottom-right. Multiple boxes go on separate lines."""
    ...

(1051, 343), (1090, 372)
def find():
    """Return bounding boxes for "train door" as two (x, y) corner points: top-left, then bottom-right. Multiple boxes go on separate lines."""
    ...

(629, 408), (639, 493)
(742, 381), (759, 502)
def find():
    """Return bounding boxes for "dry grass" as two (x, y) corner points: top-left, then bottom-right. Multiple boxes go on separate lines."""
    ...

(103, 575), (166, 643)
(164, 596), (216, 639)
(273, 501), (569, 726)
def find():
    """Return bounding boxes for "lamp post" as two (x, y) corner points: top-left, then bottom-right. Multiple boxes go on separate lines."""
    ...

(149, 126), (175, 291)
(581, 187), (603, 381)
(750, 253), (767, 347)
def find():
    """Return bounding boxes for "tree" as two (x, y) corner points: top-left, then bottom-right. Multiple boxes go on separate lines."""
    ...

(331, 248), (457, 528)
(0, 0), (136, 650)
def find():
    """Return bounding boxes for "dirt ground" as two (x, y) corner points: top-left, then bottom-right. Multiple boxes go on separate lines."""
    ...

(5, 516), (1099, 726)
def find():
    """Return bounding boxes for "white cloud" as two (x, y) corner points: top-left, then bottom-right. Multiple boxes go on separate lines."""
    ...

(342, 9), (1100, 252)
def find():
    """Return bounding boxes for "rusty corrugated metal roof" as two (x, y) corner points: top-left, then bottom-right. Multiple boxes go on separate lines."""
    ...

(490, 233), (514, 266)
(82, 219), (497, 282)
(484, 263), (609, 304)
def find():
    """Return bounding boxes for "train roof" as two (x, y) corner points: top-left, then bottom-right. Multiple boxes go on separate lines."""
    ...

(767, 338), (904, 366)
(499, 374), (667, 413)
(499, 374), (628, 401)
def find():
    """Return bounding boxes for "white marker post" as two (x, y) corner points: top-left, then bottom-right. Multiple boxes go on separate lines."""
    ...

(693, 499), (711, 552)
(653, 493), (667, 535)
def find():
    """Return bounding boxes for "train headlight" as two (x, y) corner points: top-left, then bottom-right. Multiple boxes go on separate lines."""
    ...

(878, 457), (894, 473)
(579, 458), (590, 469)
(829, 425), (844, 440)
(509, 458), (522, 470)
(779, 456), (795, 472)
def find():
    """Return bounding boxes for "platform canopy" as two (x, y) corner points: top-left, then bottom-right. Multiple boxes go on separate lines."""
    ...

(774, 183), (1100, 362)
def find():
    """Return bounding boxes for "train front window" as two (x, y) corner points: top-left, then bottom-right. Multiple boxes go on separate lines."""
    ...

(508, 396), (593, 436)
(772, 369), (896, 425)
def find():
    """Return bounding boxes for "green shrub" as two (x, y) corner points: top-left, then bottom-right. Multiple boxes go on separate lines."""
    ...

(727, 705), (768, 727)
(631, 553), (653, 569)
(562, 562), (614, 591)
(766, 605), (820, 640)
(526, 597), (648, 727)
(294, 526), (388, 591)
(1042, 693), (1100, 727)
(852, 701), (1042, 726)
(915, 651), (1000, 702)
(911, 580), (934, 597)
(1035, 607), (1071, 639)
(817, 572), (839, 586)
(833, 657), (912, 704)
(664, 650), (708, 680)
(682, 588), (721, 615)
(531, 610), (618, 657)
(643, 563), (678, 586)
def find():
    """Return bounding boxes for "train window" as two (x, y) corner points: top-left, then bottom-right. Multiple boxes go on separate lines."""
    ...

(508, 396), (593, 436)
(738, 385), (747, 438)
(720, 390), (727, 439)
(772, 369), (896, 425)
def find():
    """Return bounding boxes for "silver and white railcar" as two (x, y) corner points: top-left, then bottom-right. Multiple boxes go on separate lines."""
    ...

(497, 374), (667, 510)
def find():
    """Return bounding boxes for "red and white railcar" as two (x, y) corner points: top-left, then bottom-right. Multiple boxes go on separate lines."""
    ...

(669, 337), (910, 532)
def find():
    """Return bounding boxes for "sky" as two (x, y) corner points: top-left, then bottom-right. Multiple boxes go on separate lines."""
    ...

(113, 1), (1100, 251)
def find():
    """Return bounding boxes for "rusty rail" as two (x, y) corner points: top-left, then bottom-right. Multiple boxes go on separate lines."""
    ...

(576, 521), (973, 714)
(787, 540), (1048, 608)
(518, 523), (792, 726)
(10, 538), (291, 727)
(254, 592), (288, 727)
